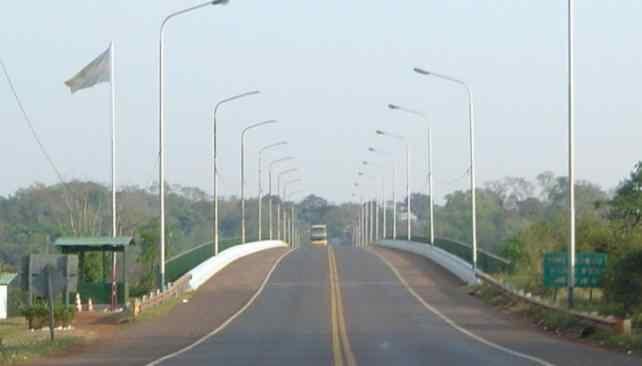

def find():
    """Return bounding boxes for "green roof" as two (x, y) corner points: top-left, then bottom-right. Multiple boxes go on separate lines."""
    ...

(54, 236), (134, 248)
(0, 273), (17, 286)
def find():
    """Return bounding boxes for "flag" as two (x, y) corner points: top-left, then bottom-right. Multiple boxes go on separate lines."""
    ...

(64, 45), (111, 93)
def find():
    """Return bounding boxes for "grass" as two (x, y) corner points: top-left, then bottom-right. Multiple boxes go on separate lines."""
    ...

(0, 317), (84, 365)
(475, 283), (642, 355)
(125, 291), (195, 325)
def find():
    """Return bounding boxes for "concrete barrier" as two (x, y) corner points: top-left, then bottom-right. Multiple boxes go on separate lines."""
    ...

(377, 239), (477, 284)
(187, 240), (288, 290)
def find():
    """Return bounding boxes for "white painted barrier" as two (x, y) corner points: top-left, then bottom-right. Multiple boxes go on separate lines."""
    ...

(377, 240), (478, 284)
(187, 240), (288, 290)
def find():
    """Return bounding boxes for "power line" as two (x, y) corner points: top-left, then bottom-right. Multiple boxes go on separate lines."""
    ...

(0, 57), (74, 211)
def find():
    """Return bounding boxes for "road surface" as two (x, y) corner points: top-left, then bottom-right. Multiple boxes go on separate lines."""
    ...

(151, 245), (639, 366)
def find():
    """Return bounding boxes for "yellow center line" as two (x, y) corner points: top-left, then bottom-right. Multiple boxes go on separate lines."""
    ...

(329, 246), (344, 366)
(329, 246), (357, 366)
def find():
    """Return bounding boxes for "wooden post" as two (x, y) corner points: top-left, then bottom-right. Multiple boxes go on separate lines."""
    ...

(122, 248), (129, 308)
(46, 266), (55, 341)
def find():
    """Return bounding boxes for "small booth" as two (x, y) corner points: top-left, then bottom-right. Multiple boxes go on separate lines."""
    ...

(54, 237), (134, 308)
(0, 273), (17, 319)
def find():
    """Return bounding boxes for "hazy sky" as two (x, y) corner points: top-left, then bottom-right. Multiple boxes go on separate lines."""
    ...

(1, 1), (641, 204)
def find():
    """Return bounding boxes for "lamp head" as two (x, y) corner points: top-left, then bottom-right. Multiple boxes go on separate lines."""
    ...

(375, 130), (384, 135)
(388, 104), (400, 110)
(212, 0), (229, 5)
(413, 67), (430, 75)
(362, 161), (368, 165)
(368, 147), (376, 152)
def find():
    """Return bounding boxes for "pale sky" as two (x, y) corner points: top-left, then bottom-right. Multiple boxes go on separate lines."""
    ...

(1, 1), (641, 204)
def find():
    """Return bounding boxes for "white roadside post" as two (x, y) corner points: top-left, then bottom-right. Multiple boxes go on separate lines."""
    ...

(388, 104), (435, 245)
(414, 67), (477, 275)
(159, 0), (229, 290)
(257, 141), (287, 241)
(213, 90), (260, 256)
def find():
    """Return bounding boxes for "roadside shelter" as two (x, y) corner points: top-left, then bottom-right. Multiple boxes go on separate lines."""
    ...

(54, 237), (134, 307)
(0, 273), (17, 319)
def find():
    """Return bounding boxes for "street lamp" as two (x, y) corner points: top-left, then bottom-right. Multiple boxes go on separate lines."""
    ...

(353, 182), (365, 248)
(258, 141), (287, 240)
(287, 189), (303, 248)
(388, 103), (435, 246)
(277, 168), (298, 240)
(376, 129), (412, 241)
(241, 120), (278, 243)
(212, 90), (260, 256)
(158, 0), (229, 290)
(369, 147), (397, 240)
(567, 0), (576, 307)
(268, 157), (293, 239)
(283, 179), (301, 245)
(414, 67), (477, 274)
(357, 171), (377, 245)
(362, 160), (385, 241)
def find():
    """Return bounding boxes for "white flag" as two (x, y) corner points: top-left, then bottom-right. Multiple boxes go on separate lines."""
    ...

(64, 45), (111, 93)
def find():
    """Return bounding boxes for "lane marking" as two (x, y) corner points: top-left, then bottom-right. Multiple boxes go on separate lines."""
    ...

(329, 246), (344, 366)
(370, 249), (556, 366)
(329, 246), (357, 366)
(146, 248), (295, 366)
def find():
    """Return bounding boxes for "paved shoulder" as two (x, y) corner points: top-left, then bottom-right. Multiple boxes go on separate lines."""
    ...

(36, 247), (290, 366)
(373, 246), (640, 366)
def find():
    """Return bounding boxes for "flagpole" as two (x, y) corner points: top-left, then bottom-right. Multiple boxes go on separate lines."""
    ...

(110, 41), (118, 311)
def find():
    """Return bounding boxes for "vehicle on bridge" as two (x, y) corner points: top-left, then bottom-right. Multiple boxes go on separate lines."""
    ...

(310, 225), (328, 246)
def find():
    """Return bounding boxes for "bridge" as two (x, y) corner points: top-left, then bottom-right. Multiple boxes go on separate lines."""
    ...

(35, 232), (637, 366)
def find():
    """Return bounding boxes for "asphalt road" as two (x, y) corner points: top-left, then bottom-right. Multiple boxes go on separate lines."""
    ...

(153, 245), (640, 366)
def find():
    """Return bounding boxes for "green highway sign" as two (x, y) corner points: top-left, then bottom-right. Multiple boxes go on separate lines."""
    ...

(543, 252), (607, 288)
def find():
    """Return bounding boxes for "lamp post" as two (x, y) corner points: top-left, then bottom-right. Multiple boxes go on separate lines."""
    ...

(388, 104), (434, 245)
(354, 182), (364, 247)
(258, 141), (287, 240)
(158, 0), (229, 290)
(287, 190), (303, 248)
(369, 147), (396, 240)
(566, 0), (576, 307)
(414, 67), (476, 274)
(283, 179), (302, 244)
(376, 129), (411, 241)
(362, 161), (385, 241)
(268, 157), (293, 239)
(241, 120), (278, 243)
(213, 90), (260, 257)
(358, 171), (377, 245)
(277, 168), (298, 240)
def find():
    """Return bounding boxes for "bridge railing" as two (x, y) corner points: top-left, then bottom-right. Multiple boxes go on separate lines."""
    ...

(392, 236), (513, 274)
(165, 238), (241, 283)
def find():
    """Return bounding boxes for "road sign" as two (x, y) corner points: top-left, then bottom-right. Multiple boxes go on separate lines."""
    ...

(543, 252), (607, 288)
(21, 255), (78, 303)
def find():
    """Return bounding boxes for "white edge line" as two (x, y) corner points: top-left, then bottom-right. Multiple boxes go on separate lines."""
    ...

(146, 248), (295, 366)
(370, 249), (556, 366)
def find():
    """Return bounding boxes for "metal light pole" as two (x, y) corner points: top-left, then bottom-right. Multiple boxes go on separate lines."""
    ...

(283, 179), (301, 245)
(362, 161), (384, 241)
(241, 120), (278, 243)
(287, 190), (303, 248)
(376, 130), (411, 241)
(258, 141), (287, 241)
(277, 168), (298, 240)
(414, 67), (476, 273)
(567, 0), (576, 308)
(370, 147), (396, 240)
(213, 90), (260, 256)
(268, 157), (293, 240)
(159, 0), (228, 290)
(388, 104), (435, 245)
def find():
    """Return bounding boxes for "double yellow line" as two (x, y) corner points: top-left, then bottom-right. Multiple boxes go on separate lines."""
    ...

(328, 246), (357, 366)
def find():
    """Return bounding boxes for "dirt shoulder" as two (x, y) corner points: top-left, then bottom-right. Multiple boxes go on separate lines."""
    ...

(373, 246), (640, 366)
(30, 247), (290, 366)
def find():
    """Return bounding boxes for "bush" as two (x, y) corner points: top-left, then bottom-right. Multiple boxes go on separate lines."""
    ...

(21, 304), (76, 329)
(603, 249), (642, 315)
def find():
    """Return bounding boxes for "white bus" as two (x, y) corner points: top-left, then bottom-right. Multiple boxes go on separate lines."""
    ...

(310, 225), (328, 246)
